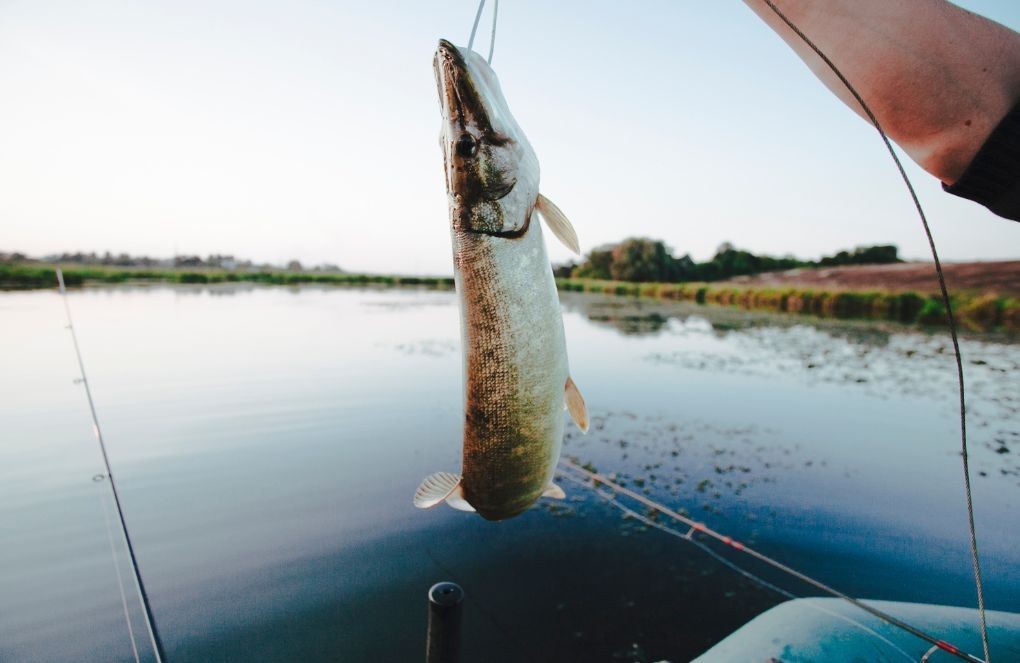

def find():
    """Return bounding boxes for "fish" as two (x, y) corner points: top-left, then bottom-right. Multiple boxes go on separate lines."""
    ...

(414, 39), (589, 521)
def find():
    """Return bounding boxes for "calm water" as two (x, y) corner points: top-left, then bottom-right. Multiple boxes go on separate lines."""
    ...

(1, 284), (1017, 662)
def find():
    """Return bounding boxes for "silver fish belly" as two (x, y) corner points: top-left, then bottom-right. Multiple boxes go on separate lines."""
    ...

(414, 39), (588, 521)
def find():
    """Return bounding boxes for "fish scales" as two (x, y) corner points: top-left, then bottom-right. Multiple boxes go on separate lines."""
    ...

(456, 221), (567, 518)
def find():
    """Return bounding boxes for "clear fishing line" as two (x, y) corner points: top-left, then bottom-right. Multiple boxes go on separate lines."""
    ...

(467, 0), (499, 64)
(56, 268), (168, 663)
(558, 460), (986, 663)
(758, 1), (990, 660)
(467, 0), (485, 50)
(487, 0), (499, 65)
(96, 479), (142, 663)
(556, 470), (917, 662)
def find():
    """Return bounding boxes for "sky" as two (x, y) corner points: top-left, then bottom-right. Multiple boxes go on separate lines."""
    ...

(1, 0), (1018, 275)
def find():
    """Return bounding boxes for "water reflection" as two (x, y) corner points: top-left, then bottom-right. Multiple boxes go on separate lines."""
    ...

(563, 292), (1018, 482)
(0, 285), (1016, 662)
(562, 290), (1017, 344)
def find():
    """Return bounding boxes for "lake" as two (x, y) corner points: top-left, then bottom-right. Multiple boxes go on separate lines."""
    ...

(1, 284), (1017, 662)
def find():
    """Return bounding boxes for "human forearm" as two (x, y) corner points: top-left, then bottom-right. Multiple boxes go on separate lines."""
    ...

(744, 0), (1020, 184)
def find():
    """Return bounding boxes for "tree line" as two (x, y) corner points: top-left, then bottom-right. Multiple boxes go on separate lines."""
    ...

(0, 251), (343, 273)
(554, 239), (901, 283)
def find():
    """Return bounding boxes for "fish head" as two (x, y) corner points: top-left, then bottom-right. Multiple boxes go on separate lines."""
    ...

(434, 39), (539, 237)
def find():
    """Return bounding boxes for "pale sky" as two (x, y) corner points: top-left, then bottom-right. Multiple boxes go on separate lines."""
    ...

(1, 0), (1018, 275)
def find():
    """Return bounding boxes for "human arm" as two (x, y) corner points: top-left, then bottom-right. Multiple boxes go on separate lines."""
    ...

(743, 0), (1020, 186)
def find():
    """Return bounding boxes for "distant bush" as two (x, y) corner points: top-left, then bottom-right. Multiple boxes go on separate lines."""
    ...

(565, 240), (902, 285)
(608, 238), (678, 282)
(917, 297), (948, 325)
(0, 264), (56, 288)
(958, 295), (1004, 330)
(573, 247), (614, 280)
(819, 244), (901, 267)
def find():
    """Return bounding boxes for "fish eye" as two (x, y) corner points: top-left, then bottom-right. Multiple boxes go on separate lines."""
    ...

(455, 133), (478, 158)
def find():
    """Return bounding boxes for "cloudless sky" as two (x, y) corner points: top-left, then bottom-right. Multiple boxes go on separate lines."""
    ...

(1, 0), (1018, 274)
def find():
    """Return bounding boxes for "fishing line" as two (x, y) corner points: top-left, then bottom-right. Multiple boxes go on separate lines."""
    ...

(466, 0), (499, 64)
(556, 470), (916, 662)
(556, 471), (794, 599)
(487, 0), (499, 65)
(558, 460), (986, 663)
(758, 2), (989, 660)
(96, 479), (142, 663)
(56, 268), (168, 663)
(467, 0), (485, 51)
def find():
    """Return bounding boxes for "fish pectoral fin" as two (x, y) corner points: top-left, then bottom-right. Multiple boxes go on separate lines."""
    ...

(535, 193), (580, 255)
(565, 376), (589, 433)
(414, 472), (462, 509)
(542, 482), (566, 500)
(414, 472), (477, 512)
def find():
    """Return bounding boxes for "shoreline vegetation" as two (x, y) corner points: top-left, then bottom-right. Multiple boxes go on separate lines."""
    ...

(3, 261), (1017, 331)
(0, 262), (453, 289)
(557, 277), (1018, 332)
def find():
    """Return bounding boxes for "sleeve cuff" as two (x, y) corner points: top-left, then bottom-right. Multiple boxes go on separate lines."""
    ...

(943, 102), (1020, 222)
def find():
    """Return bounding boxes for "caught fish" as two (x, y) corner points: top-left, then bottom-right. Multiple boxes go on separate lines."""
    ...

(414, 39), (589, 521)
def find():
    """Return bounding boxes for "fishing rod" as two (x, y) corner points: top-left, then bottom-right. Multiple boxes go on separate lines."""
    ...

(757, 1), (990, 660)
(558, 460), (987, 663)
(97, 483), (142, 663)
(56, 268), (169, 663)
(556, 469), (919, 662)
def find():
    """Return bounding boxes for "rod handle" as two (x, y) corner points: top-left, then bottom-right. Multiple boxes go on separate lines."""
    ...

(426, 581), (464, 663)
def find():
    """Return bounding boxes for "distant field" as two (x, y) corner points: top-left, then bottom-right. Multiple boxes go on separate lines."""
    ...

(719, 260), (1020, 298)
(3, 260), (1017, 331)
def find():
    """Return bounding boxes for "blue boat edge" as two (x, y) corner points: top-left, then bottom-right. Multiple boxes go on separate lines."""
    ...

(693, 598), (1020, 662)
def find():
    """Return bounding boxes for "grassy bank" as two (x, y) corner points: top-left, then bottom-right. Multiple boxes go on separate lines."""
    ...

(0, 263), (455, 290)
(3, 263), (1017, 331)
(557, 277), (1020, 331)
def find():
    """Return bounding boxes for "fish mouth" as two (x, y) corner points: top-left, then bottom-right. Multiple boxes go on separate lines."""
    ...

(434, 39), (491, 132)
(437, 39), (464, 67)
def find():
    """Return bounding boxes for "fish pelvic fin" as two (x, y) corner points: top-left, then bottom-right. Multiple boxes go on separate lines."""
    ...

(542, 482), (566, 499)
(413, 472), (477, 512)
(565, 376), (589, 433)
(445, 488), (476, 512)
(535, 193), (580, 255)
